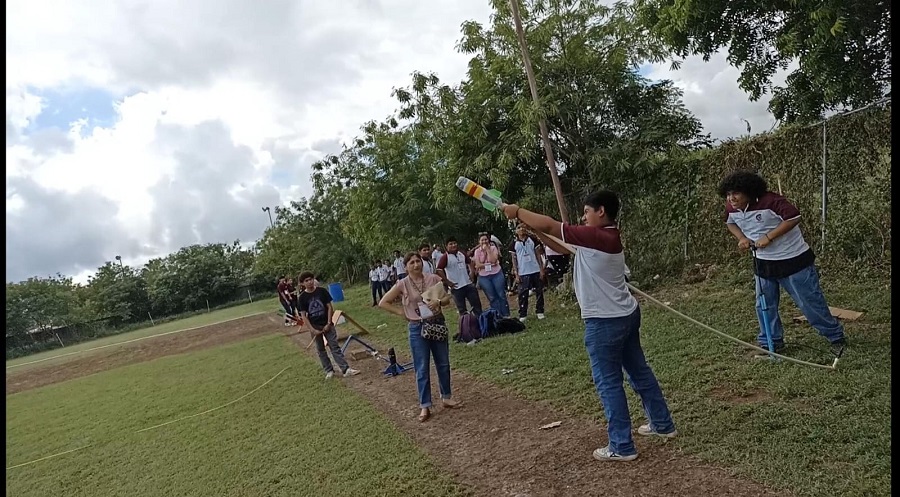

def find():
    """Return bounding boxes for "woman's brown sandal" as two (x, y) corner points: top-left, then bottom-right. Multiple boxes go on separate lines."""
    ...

(442, 399), (462, 409)
(418, 409), (431, 422)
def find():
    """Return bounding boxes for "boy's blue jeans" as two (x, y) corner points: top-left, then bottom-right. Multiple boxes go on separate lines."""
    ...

(584, 307), (675, 456)
(755, 264), (845, 348)
(408, 320), (452, 408)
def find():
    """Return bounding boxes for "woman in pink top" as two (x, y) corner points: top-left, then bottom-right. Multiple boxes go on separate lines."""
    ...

(473, 232), (511, 317)
(379, 252), (461, 422)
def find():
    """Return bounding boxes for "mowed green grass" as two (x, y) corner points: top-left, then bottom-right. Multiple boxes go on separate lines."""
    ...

(6, 300), (280, 371)
(6, 334), (465, 497)
(335, 269), (891, 497)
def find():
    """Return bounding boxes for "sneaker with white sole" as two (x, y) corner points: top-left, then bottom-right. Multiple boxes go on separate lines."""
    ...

(537, 313), (546, 320)
(324, 371), (334, 380)
(637, 424), (678, 439)
(519, 317), (527, 323)
(343, 368), (360, 377)
(592, 446), (638, 462)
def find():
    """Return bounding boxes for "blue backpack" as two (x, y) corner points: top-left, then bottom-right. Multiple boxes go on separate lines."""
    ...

(478, 309), (501, 338)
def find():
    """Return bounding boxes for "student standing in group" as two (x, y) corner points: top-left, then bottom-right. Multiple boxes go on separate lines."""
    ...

(474, 232), (511, 317)
(500, 192), (676, 462)
(369, 263), (383, 306)
(509, 224), (546, 321)
(392, 250), (407, 283)
(437, 237), (482, 316)
(418, 244), (437, 275)
(297, 271), (360, 379)
(378, 259), (391, 294)
(276, 276), (299, 326)
(378, 253), (461, 422)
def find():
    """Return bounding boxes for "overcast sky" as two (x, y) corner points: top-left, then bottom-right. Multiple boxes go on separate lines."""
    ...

(6, 0), (784, 284)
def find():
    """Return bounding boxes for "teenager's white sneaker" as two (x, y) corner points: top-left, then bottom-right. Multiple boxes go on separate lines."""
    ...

(637, 424), (678, 438)
(519, 317), (527, 323)
(343, 368), (360, 377)
(537, 313), (546, 320)
(324, 371), (334, 380)
(592, 446), (638, 462)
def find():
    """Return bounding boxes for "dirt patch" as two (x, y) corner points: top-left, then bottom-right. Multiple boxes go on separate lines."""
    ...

(710, 385), (775, 405)
(291, 333), (789, 497)
(6, 314), (283, 395)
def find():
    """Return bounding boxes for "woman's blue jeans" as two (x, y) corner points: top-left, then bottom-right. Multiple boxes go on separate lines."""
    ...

(478, 271), (511, 317)
(408, 321), (452, 408)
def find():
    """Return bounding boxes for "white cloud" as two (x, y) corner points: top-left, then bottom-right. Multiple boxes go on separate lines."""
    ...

(6, 0), (785, 283)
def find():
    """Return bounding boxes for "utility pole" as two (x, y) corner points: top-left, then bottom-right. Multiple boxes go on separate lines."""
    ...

(261, 206), (274, 228)
(114, 255), (125, 276)
(508, 0), (569, 222)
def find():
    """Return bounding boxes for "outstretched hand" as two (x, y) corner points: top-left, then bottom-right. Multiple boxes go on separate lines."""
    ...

(500, 203), (519, 220)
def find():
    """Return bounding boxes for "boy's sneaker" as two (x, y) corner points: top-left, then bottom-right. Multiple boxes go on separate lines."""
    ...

(592, 446), (638, 462)
(537, 313), (546, 320)
(343, 368), (360, 377)
(637, 424), (678, 439)
(324, 371), (334, 380)
(831, 339), (847, 358)
(519, 317), (527, 323)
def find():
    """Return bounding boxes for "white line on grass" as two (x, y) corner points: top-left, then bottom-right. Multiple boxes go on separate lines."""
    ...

(6, 311), (270, 371)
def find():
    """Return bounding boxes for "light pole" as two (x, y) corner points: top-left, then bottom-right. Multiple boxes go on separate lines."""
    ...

(261, 206), (274, 228)
(114, 255), (125, 276)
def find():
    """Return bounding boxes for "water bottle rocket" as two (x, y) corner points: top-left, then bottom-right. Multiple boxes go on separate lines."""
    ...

(455, 177), (504, 212)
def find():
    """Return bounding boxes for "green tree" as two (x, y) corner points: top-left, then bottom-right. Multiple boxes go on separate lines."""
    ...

(631, 0), (891, 123)
(83, 262), (150, 325)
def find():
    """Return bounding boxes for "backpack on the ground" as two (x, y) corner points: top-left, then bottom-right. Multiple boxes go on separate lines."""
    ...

(478, 308), (500, 338)
(495, 317), (526, 335)
(455, 313), (482, 343)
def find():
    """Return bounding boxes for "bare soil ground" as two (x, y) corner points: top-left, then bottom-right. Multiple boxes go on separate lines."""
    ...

(291, 331), (790, 497)
(8, 312), (789, 496)
(5, 314), (281, 395)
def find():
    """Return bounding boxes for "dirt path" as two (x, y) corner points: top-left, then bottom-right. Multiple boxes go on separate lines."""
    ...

(6, 314), (282, 395)
(291, 331), (788, 497)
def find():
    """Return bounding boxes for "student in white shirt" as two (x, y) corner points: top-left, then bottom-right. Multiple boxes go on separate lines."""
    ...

(369, 262), (384, 306)
(379, 260), (391, 293)
(392, 250), (407, 283)
(436, 236), (482, 316)
(508, 224), (546, 321)
(418, 244), (437, 275)
(500, 191), (676, 462)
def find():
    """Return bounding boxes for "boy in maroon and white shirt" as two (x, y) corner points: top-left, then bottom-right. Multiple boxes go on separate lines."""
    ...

(718, 170), (847, 357)
(500, 191), (676, 462)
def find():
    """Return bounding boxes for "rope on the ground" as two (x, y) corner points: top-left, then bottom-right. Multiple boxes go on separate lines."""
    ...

(626, 283), (838, 370)
(538, 230), (838, 371)
(6, 366), (291, 470)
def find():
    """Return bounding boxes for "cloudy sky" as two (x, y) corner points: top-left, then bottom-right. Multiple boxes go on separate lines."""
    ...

(6, 0), (782, 284)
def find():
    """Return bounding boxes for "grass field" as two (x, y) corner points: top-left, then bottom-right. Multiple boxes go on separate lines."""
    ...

(6, 334), (465, 497)
(5, 300), (280, 371)
(334, 268), (891, 497)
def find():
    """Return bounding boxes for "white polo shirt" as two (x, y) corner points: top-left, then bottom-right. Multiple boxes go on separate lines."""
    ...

(561, 223), (637, 319)
(437, 251), (473, 288)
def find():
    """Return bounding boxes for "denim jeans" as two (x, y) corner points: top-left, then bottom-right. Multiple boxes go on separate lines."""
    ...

(478, 271), (511, 317)
(584, 307), (675, 456)
(312, 325), (349, 374)
(755, 264), (846, 347)
(451, 284), (482, 315)
(517, 273), (544, 317)
(408, 320), (452, 408)
(370, 281), (383, 304)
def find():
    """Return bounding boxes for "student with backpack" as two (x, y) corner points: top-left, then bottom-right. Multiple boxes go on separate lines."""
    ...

(500, 192), (677, 462)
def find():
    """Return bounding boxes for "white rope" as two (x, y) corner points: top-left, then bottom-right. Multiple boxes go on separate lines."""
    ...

(539, 231), (838, 371)
(6, 312), (269, 370)
(6, 366), (291, 470)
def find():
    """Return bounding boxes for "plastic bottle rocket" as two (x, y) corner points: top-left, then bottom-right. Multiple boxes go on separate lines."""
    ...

(456, 177), (503, 211)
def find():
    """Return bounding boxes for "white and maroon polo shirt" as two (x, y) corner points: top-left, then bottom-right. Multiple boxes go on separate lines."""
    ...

(724, 192), (809, 261)
(561, 223), (637, 319)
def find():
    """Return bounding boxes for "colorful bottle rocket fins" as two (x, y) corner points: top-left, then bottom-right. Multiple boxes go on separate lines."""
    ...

(456, 176), (503, 211)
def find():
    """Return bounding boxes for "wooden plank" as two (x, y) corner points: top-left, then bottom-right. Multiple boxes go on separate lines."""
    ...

(793, 306), (864, 323)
